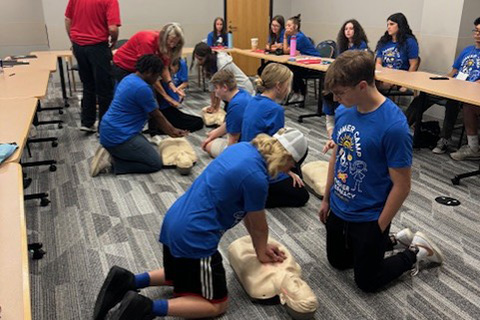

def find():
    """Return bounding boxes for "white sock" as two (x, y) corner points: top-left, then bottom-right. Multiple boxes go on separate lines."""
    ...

(467, 135), (479, 152)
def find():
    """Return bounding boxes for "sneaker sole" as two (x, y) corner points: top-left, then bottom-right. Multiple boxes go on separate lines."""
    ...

(450, 154), (480, 161)
(432, 148), (447, 154)
(415, 231), (444, 265)
(110, 291), (148, 320)
(90, 148), (109, 177)
(396, 228), (414, 248)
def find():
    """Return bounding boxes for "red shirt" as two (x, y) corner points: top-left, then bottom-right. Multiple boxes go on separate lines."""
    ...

(65, 0), (121, 46)
(113, 30), (170, 72)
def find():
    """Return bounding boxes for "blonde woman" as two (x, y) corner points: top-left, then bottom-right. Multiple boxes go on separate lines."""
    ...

(241, 63), (310, 208)
(93, 129), (308, 320)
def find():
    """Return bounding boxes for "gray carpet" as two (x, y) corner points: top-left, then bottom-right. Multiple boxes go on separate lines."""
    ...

(24, 76), (480, 319)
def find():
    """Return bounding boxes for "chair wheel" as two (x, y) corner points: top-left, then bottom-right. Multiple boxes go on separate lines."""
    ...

(59, 110), (64, 115)
(451, 177), (460, 185)
(52, 141), (58, 147)
(58, 124), (63, 129)
(40, 197), (50, 207)
(23, 177), (32, 189)
(28, 243), (43, 250)
(65, 102), (70, 108)
(49, 164), (57, 172)
(32, 249), (46, 260)
(297, 117), (304, 123)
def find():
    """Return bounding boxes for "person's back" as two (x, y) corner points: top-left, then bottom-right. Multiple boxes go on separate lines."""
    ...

(241, 95), (284, 142)
(226, 89), (252, 135)
(160, 142), (268, 258)
(100, 74), (157, 147)
(113, 30), (160, 72)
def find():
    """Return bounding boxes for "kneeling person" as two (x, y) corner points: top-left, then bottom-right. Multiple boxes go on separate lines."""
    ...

(93, 129), (308, 319)
(202, 69), (252, 157)
(90, 54), (186, 176)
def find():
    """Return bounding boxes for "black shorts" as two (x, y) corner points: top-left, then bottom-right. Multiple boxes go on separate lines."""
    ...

(163, 245), (228, 303)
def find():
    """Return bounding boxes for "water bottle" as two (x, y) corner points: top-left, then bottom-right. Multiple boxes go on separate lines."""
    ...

(289, 35), (297, 57)
(228, 32), (233, 49)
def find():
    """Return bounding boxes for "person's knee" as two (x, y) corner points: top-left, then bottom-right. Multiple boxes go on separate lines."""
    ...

(292, 188), (309, 207)
(354, 273), (379, 293)
(327, 252), (351, 271)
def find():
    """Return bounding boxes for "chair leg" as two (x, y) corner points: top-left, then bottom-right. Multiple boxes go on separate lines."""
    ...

(458, 125), (466, 149)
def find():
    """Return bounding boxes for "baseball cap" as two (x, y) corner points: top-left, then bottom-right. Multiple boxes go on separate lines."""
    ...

(274, 128), (308, 162)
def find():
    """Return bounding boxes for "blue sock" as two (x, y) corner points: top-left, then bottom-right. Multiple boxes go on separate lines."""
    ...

(152, 299), (169, 317)
(134, 272), (150, 289)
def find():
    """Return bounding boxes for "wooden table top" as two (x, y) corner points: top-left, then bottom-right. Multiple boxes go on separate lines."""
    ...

(0, 67), (50, 99)
(0, 162), (31, 320)
(234, 48), (291, 63)
(0, 98), (38, 163)
(9, 52), (58, 72)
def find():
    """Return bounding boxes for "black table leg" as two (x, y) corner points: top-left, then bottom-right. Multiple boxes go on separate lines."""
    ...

(57, 57), (69, 107)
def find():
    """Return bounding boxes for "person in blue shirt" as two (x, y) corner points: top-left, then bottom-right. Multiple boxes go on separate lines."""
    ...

(319, 50), (443, 293)
(207, 17), (228, 47)
(375, 13), (419, 72)
(202, 69), (252, 157)
(266, 15), (285, 52)
(282, 14), (320, 102)
(93, 129), (308, 320)
(336, 19), (369, 55)
(241, 63), (309, 208)
(89, 55), (186, 177)
(155, 57), (203, 139)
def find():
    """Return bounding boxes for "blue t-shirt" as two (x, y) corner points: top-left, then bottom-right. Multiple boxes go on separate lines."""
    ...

(158, 59), (188, 110)
(452, 45), (480, 82)
(268, 30), (285, 45)
(241, 95), (287, 183)
(207, 31), (228, 47)
(100, 74), (158, 147)
(226, 89), (252, 134)
(330, 98), (412, 222)
(159, 142), (269, 258)
(376, 37), (419, 70)
(349, 40), (368, 51)
(288, 31), (320, 57)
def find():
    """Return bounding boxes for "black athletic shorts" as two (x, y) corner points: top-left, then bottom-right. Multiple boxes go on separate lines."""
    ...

(163, 245), (228, 303)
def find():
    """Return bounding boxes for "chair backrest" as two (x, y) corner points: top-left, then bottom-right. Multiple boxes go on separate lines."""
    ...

(316, 40), (336, 58)
(114, 39), (129, 50)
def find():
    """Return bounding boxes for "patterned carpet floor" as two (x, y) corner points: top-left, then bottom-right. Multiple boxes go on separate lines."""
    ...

(23, 76), (480, 319)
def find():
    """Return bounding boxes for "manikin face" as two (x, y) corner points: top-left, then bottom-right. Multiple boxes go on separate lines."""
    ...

(285, 20), (297, 34)
(215, 19), (224, 33)
(344, 22), (355, 41)
(271, 20), (281, 35)
(387, 20), (399, 37)
(167, 35), (179, 49)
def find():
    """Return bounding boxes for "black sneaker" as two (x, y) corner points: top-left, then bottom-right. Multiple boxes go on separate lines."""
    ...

(93, 266), (136, 320)
(110, 291), (154, 320)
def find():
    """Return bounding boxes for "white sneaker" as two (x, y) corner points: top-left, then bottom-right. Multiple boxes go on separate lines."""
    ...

(288, 93), (304, 103)
(410, 231), (444, 276)
(432, 138), (450, 154)
(147, 135), (163, 146)
(450, 145), (480, 161)
(90, 146), (111, 177)
(80, 125), (97, 133)
(392, 228), (414, 250)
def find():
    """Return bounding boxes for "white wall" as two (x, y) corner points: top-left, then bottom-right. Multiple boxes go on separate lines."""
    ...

(273, 0), (291, 21)
(42, 0), (223, 50)
(456, 0), (480, 57)
(0, 0), (49, 58)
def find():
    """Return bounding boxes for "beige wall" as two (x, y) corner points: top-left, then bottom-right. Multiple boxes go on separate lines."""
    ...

(0, 0), (49, 58)
(42, 0), (223, 50)
(456, 0), (480, 57)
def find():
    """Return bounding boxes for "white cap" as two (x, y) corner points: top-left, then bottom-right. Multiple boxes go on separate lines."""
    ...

(274, 128), (308, 162)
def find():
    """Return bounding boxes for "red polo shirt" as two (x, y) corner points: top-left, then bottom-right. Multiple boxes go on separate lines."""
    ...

(113, 30), (170, 72)
(65, 0), (121, 46)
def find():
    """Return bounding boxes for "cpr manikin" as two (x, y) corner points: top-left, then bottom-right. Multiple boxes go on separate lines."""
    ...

(301, 160), (329, 199)
(202, 106), (226, 127)
(228, 236), (318, 319)
(157, 137), (197, 175)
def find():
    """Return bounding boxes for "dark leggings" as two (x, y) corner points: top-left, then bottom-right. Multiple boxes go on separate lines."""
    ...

(325, 211), (416, 292)
(266, 176), (310, 208)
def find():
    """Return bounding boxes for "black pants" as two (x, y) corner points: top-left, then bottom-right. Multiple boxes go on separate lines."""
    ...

(72, 42), (114, 127)
(288, 65), (320, 95)
(405, 93), (461, 140)
(325, 212), (416, 292)
(112, 63), (131, 84)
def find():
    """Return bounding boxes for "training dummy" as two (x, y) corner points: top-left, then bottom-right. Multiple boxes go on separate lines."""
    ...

(301, 160), (329, 199)
(202, 106), (226, 127)
(157, 137), (197, 175)
(228, 235), (318, 319)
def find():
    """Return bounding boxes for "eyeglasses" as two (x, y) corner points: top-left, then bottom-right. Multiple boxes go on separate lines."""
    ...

(472, 29), (480, 34)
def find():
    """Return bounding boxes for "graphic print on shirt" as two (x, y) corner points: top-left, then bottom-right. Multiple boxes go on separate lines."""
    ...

(334, 124), (367, 201)
(459, 52), (480, 81)
(382, 46), (403, 69)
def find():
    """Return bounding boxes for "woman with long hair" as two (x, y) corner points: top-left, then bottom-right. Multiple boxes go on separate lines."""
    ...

(336, 19), (369, 54)
(266, 15), (285, 51)
(207, 17), (228, 47)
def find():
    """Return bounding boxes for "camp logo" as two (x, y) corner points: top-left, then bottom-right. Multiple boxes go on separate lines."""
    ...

(382, 46), (403, 69)
(459, 52), (480, 81)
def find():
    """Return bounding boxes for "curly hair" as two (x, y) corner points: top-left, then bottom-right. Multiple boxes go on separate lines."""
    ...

(375, 13), (417, 52)
(135, 54), (164, 74)
(337, 19), (369, 54)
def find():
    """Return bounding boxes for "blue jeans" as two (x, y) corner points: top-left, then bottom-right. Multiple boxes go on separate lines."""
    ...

(105, 134), (163, 174)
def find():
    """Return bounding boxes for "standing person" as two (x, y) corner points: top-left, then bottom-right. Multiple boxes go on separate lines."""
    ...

(207, 17), (228, 47)
(319, 50), (443, 293)
(336, 19), (369, 54)
(65, 0), (121, 132)
(202, 69), (252, 157)
(241, 63), (310, 208)
(89, 55), (186, 177)
(375, 13), (419, 72)
(93, 129), (308, 320)
(282, 14), (320, 102)
(112, 24), (198, 135)
(192, 42), (254, 112)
